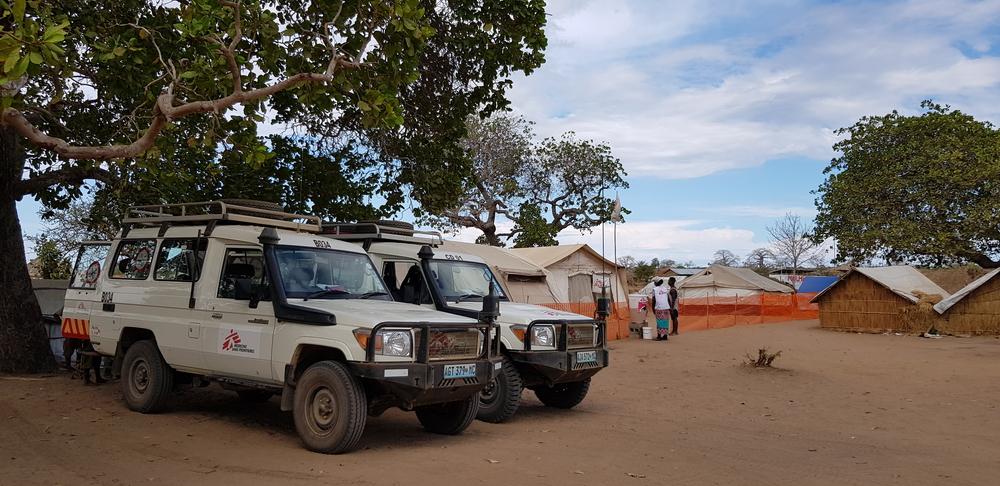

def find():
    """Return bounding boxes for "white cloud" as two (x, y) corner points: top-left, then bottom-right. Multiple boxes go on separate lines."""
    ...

(556, 220), (760, 264)
(509, 0), (1000, 179)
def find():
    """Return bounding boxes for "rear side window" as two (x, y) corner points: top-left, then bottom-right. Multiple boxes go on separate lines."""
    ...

(154, 239), (208, 281)
(110, 240), (157, 280)
(218, 248), (268, 299)
(68, 243), (111, 289)
(383, 261), (431, 305)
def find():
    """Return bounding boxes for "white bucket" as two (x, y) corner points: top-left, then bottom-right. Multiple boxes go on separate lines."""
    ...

(641, 327), (653, 340)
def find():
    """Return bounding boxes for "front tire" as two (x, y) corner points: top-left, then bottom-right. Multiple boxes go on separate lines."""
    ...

(292, 361), (367, 454)
(477, 358), (522, 423)
(415, 395), (479, 435)
(121, 340), (174, 413)
(534, 378), (591, 409)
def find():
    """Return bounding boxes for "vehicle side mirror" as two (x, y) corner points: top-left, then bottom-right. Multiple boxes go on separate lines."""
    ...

(596, 296), (611, 321)
(234, 278), (262, 309)
(480, 286), (500, 323)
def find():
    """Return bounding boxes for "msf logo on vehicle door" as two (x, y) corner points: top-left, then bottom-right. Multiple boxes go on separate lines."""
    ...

(220, 328), (257, 354)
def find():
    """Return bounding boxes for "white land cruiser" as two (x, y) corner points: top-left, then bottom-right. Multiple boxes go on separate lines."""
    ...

(323, 222), (609, 423)
(60, 202), (500, 453)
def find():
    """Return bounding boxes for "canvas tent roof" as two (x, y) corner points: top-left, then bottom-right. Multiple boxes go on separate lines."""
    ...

(933, 268), (1000, 314)
(510, 244), (620, 270)
(813, 266), (949, 304)
(439, 240), (547, 277)
(679, 265), (793, 293)
(661, 267), (703, 276)
(637, 276), (687, 296)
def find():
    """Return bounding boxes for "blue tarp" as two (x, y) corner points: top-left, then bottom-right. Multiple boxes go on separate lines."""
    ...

(797, 276), (838, 293)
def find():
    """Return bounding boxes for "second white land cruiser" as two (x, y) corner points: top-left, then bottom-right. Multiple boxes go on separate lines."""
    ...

(323, 222), (609, 423)
(60, 201), (500, 453)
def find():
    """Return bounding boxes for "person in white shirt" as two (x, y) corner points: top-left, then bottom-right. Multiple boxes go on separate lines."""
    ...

(650, 279), (671, 341)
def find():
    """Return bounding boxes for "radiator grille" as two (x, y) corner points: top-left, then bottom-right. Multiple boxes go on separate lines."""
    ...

(427, 329), (482, 361)
(567, 324), (597, 349)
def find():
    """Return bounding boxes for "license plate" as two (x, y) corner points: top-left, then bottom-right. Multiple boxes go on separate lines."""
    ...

(576, 350), (598, 364)
(443, 363), (477, 379)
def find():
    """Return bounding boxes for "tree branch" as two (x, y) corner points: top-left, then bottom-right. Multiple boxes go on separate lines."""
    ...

(216, 1), (243, 93)
(4, 3), (371, 162)
(15, 165), (115, 197)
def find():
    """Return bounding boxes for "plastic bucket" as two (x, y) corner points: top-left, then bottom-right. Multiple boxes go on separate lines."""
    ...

(641, 327), (653, 340)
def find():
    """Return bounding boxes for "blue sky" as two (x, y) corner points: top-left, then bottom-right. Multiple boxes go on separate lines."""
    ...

(17, 0), (1000, 264)
(449, 0), (1000, 263)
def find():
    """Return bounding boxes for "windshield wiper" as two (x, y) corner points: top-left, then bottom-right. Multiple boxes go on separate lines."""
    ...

(454, 293), (484, 303)
(303, 288), (350, 301)
(357, 291), (389, 300)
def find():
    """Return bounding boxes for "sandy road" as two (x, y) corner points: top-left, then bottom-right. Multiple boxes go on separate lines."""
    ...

(3, 320), (1000, 486)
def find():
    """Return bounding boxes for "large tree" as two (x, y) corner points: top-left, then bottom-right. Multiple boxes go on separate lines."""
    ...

(768, 213), (823, 273)
(744, 247), (776, 271)
(0, 0), (546, 372)
(711, 249), (739, 266)
(431, 114), (629, 245)
(814, 101), (1000, 267)
(428, 114), (534, 245)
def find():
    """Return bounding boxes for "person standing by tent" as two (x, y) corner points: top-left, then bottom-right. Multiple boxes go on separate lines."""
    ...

(650, 278), (671, 341)
(668, 277), (680, 335)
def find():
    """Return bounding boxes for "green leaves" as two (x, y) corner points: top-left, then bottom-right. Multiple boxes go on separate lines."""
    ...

(814, 101), (1000, 266)
(12, 0), (24, 23)
(0, 3), (69, 87)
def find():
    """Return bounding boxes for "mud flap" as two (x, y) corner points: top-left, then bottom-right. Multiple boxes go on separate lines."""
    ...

(280, 364), (295, 412)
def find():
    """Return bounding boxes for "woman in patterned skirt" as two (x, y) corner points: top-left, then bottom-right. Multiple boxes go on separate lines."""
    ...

(649, 278), (671, 341)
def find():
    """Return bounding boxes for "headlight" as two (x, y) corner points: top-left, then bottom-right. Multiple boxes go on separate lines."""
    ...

(511, 324), (557, 347)
(531, 325), (556, 347)
(353, 328), (413, 358)
(379, 330), (413, 357)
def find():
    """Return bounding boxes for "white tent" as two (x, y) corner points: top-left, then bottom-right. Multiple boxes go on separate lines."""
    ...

(677, 265), (793, 298)
(439, 240), (560, 304)
(510, 244), (628, 305)
(636, 275), (687, 297)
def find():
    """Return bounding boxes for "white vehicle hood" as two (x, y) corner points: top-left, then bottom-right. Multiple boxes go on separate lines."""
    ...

(286, 298), (476, 328)
(449, 301), (592, 326)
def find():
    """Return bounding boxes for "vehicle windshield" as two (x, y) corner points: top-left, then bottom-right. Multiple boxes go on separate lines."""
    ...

(426, 259), (508, 303)
(274, 246), (389, 300)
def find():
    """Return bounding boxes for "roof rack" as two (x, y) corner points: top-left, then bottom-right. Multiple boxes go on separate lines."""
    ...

(123, 201), (321, 233)
(321, 222), (443, 246)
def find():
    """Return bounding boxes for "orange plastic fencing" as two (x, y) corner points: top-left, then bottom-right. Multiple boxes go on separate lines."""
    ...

(673, 293), (819, 332)
(539, 302), (632, 341)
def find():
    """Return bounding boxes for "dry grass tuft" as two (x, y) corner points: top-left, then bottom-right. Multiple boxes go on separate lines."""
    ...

(900, 290), (945, 333)
(744, 348), (782, 368)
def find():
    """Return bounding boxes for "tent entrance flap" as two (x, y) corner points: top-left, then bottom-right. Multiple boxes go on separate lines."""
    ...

(569, 274), (594, 302)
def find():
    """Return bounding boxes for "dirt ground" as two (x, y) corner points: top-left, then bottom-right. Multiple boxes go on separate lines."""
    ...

(3, 320), (1000, 486)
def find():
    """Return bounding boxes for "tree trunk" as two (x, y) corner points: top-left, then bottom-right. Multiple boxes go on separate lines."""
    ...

(0, 125), (56, 373)
(476, 222), (502, 247)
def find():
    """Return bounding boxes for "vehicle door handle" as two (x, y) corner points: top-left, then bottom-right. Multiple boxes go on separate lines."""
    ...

(211, 313), (223, 319)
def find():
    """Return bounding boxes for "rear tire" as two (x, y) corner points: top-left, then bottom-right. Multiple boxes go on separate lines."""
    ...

(477, 358), (522, 423)
(237, 390), (273, 403)
(121, 340), (174, 413)
(415, 395), (479, 435)
(534, 378), (591, 409)
(292, 361), (367, 454)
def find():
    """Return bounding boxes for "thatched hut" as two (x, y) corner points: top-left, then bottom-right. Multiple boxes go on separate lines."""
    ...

(812, 266), (948, 333)
(933, 268), (1000, 335)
